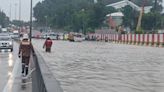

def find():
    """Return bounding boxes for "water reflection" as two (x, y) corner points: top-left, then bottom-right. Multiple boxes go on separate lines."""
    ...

(0, 49), (11, 52)
(8, 72), (12, 76)
(8, 53), (13, 67)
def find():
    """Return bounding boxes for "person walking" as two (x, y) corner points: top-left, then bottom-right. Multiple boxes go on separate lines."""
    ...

(18, 34), (34, 76)
(43, 37), (53, 52)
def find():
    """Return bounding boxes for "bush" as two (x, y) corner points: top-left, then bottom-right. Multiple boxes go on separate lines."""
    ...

(86, 28), (95, 33)
(135, 27), (144, 34)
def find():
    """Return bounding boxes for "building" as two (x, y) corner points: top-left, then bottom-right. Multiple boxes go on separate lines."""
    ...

(106, 0), (152, 13)
(106, 12), (124, 28)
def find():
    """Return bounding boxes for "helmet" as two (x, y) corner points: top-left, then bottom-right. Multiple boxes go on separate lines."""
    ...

(47, 36), (51, 40)
(22, 34), (29, 39)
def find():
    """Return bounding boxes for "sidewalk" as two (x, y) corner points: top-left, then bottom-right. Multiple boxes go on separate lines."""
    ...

(3, 58), (32, 92)
(11, 70), (32, 92)
(10, 75), (32, 92)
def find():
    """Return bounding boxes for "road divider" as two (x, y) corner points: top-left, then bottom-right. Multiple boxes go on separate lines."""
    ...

(32, 50), (63, 92)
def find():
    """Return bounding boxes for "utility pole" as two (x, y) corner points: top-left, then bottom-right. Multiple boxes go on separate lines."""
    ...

(81, 9), (85, 34)
(19, 0), (22, 36)
(45, 16), (48, 32)
(15, 3), (17, 20)
(9, 4), (11, 20)
(19, 0), (21, 21)
(30, 0), (33, 42)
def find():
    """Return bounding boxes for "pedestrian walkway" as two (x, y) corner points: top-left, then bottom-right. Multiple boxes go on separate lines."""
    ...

(3, 57), (32, 92)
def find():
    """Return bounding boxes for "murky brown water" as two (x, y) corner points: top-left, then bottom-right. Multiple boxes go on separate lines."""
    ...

(33, 39), (164, 92)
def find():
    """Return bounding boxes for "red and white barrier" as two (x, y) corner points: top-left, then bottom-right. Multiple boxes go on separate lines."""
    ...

(128, 34), (132, 44)
(144, 34), (149, 45)
(121, 34), (123, 43)
(116, 34), (119, 42)
(114, 34), (116, 42)
(140, 34), (143, 45)
(132, 34), (135, 44)
(149, 34), (152, 45)
(87, 33), (164, 47)
(108, 34), (111, 41)
(154, 34), (158, 46)
(136, 34), (139, 44)
(125, 34), (128, 43)
(159, 34), (164, 47)
(126, 34), (129, 43)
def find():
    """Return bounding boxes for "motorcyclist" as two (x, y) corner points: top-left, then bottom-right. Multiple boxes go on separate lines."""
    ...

(43, 37), (53, 52)
(18, 34), (34, 76)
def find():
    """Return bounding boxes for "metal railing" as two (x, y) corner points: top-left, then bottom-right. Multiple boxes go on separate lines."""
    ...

(32, 50), (63, 92)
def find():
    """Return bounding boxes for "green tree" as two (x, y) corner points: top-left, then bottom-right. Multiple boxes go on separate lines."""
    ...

(33, 0), (163, 33)
(142, 12), (163, 31)
(121, 5), (139, 30)
(0, 11), (9, 28)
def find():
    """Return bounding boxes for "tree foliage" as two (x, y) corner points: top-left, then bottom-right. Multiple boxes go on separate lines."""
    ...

(34, 0), (110, 33)
(33, 0), (164, 33)
(121, 5), (139, 29)
(0, 11), (9, 28)
(120, 0), (163, 32)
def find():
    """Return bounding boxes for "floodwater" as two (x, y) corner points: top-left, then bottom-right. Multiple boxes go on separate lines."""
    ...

(33, 39), (164, 92)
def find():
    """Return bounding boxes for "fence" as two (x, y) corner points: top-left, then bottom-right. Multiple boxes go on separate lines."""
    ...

(88, 33), (164, 47)
(32, 50), (63, 92)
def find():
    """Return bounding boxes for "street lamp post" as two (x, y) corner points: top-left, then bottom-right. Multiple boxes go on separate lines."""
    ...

(45, 16), (48, 32)
(19, 0), (21, 21)
(81, 9), (85, 34)
(15, 3), (17, 20)
(19, 0), (22, 36)
(30, 0), (32, 42)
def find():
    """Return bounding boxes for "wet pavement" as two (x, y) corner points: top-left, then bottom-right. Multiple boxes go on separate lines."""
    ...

(0, 42), (32, 92)
(0, 42), (18, 92)
(33, 39), (164, 92)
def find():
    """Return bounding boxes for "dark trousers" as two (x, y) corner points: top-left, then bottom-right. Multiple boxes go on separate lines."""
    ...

(22, 56), (30, 75)
(46, 48), (51, 52)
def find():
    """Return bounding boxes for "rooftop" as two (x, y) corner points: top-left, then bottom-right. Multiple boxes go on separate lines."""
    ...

(106, 0), (152, 13)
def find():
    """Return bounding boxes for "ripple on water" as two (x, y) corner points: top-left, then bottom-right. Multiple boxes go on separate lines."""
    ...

(33, 40), (164, 92)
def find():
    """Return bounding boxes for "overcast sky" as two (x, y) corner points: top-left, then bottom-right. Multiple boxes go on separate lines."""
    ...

(0, 0), (163, 21)
(0, 0), (42, 21)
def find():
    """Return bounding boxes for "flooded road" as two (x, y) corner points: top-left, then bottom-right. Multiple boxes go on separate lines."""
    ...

(0, 42), (19, 92)
(33, 39), (164, 92)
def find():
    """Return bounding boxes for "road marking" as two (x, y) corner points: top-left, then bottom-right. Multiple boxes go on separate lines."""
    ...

(2, 58), (20, 92)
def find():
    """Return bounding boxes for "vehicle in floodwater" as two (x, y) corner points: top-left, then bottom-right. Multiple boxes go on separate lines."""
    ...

(68, 32), (85, 42)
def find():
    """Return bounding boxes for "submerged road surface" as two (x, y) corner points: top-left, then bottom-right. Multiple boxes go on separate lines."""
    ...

(33, 39), (164, 92)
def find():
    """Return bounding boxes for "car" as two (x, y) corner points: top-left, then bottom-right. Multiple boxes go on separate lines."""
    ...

(40, 33), (49, 39)
(68, 32), (85, 42)
(0, 33), (13, 52)
(49, 33), (58, 40)
(58, 33), (64, 40)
